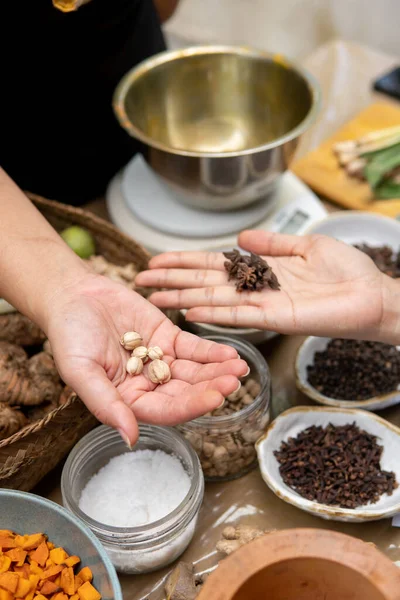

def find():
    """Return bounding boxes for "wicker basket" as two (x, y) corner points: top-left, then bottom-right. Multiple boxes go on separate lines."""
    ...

(0, 195), (151, 491)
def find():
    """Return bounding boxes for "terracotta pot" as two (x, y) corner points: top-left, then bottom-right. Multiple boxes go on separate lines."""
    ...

(198, 529), (400, 600)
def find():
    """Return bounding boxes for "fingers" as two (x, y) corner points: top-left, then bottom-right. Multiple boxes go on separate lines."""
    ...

(170, 357), (249, 384)
(149, 286), (247, 310)
(239, 230), (309, 257)
(185, 306), (269, 329)
(67, 361), (139, 447)
(174, 329), (240, 362)
(135, 268), (227, 289)
(129, 375), (240, 424)
(147, 251), (226, 271)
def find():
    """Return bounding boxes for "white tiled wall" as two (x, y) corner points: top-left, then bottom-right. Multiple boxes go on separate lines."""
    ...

(164, 0), (398, 59)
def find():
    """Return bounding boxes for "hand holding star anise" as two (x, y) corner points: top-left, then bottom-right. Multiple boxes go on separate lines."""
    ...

(223, 249), (280, 292)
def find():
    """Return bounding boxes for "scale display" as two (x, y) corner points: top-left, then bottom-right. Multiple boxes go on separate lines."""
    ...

(278, 210), (309, 234)
(106, 155), (328, 256)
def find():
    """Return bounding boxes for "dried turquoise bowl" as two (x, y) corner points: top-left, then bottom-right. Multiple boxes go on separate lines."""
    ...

(0, 490), (122, 600)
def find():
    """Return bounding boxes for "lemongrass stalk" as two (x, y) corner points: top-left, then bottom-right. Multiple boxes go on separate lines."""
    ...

(358, 133), (400, 156)
(359, 125), (400, 145)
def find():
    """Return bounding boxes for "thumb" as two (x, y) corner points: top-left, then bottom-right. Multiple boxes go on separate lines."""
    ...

(65, 363), (139, 448)
(239, 230), (309, 257)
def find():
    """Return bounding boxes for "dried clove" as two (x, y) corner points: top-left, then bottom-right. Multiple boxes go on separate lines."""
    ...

(274, 422), (398, 509)
(354, 243), (400, 278)
(307, 338), (400, 401)
(223, 249), (280, 292)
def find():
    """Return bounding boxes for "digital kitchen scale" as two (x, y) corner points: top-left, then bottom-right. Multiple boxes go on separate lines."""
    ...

(106, 154), (328, 255)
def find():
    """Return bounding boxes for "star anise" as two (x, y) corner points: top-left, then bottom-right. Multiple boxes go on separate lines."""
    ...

(223, 249), (281, 292)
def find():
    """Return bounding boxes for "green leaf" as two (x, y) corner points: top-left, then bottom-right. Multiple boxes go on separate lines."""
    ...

(364, 142), (400, 189)
(374, 179), (400, 200)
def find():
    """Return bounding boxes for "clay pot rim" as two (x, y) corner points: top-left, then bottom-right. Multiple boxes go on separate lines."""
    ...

(198, 528), (400, 600)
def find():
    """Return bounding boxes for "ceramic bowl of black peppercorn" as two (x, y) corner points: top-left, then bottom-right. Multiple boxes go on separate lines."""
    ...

(256, 406), (400, 522)
(295, 336), (400, 411)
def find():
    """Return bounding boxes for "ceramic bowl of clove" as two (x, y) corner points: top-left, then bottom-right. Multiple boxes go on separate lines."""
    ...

(295, 336), (400, 411)
(304, 210), (400, 251)
(256, 406), (400, 522)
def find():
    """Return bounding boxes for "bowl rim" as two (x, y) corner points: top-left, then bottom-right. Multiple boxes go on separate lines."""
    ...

(180, 307), (264, 336)
(255, 405), (400, 521)
(0, 489), (123, 600)
(295, 335), (400, 410)
(302, 209), (400, 236)
(113, 44), (321, 158)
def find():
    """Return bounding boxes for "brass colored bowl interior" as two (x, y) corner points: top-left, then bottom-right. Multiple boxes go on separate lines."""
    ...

(114, 47), (318, 156)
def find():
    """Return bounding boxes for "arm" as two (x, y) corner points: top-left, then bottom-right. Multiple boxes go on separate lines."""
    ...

(0, 168), (88, 330)
(0, 168), (247, 444)
(136, 230), (400, 346)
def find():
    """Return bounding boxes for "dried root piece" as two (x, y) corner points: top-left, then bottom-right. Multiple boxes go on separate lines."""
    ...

(216, 525), (274, 556)
(0, 313), (46, 346)
(0, 403), (27, 440)
(0, 343), (62, 406)
(165, 562), (198, 600)
(28, 352), (60, 383)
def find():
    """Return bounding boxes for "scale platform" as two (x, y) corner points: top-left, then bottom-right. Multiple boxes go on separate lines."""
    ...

(106, 155), (328, 256)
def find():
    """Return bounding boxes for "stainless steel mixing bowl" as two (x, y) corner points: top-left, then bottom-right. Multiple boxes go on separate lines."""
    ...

(113, 46), (320, 211)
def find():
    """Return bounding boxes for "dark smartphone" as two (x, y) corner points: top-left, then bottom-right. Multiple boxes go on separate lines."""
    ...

(373, 66), (400, 101)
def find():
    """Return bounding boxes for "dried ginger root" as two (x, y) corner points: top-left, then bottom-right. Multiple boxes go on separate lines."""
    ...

(0, 403), (26, 440)
(165, 563), (208, 600)
(216, 525), (274, 556)
(0, 343), (62, 406)
(0, 313), (46, 346)
(165, 562), (198, 600)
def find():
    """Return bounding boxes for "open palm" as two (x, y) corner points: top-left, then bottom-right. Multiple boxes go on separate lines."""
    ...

(136, 230), (387, 342)
(45, 274), (247, 445)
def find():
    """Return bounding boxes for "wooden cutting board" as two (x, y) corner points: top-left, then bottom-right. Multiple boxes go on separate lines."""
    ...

(292, 102), (400, 218)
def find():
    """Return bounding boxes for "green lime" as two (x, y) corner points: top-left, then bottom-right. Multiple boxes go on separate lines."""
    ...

(61, 226), (96, 259)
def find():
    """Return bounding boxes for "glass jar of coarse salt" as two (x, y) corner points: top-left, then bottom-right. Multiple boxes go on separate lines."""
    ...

(61, 424), (204, 574)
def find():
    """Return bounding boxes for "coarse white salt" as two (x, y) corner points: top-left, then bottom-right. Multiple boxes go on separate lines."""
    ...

(79, 449), (191, 527)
